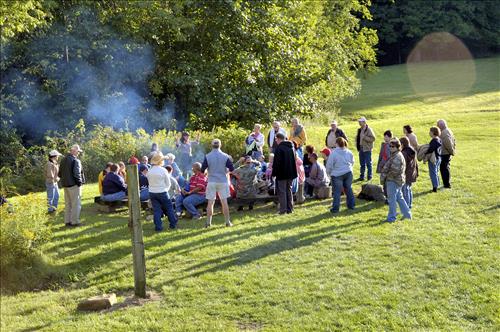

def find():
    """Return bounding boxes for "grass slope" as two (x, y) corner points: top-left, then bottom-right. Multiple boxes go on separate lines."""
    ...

(1, 58), (499, 331)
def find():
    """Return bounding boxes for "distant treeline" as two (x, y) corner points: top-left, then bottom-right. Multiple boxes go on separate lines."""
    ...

(366, 0), (499, 66)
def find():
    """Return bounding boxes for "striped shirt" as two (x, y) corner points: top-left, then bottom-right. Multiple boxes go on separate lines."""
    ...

(189, 172), (207, 195)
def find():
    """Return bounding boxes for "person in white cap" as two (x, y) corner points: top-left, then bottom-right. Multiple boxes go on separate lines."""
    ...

(355, 117), (376, 181)
(45, 149), (62, 214)
(58, 144), (85, 226)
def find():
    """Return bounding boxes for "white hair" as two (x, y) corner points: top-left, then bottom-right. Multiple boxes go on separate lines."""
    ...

(165, 153), (175, 161)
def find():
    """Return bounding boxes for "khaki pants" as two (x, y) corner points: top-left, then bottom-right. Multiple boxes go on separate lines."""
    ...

(64, 185), (82, 225)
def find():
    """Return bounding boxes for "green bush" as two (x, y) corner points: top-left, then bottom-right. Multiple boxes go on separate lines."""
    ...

(0, 194), (52, 274)
(0, 120), (256, 193)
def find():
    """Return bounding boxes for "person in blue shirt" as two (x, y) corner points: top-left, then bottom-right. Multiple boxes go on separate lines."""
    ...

(102, 164), (127, 202)
(139, 164), (149, 201)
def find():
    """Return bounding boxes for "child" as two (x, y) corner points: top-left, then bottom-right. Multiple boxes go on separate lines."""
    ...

(377, 130), (392, 200)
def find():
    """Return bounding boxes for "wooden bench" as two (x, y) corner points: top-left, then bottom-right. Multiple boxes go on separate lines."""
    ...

(94, 196), (151, 213)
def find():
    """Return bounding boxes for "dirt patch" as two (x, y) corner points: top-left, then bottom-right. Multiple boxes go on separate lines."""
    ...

(236, 321), (264, 331)
(101, 291), (162, 313)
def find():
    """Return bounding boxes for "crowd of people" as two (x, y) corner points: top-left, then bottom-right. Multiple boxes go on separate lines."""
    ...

(45, 118), (456, 229)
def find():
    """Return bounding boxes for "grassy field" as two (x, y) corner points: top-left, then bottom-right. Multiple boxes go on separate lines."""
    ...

(1, 57), (499, 331)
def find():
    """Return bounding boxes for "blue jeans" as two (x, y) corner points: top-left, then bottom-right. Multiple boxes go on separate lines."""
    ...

(140, 188), (149, 201)
(149, 192), (177, 230)
(402, 183), (413, 209)
(102, 191), (126, 202)
(46, 182), (59, 212)
(428, 158), (441, 188)
(331, 172), (355, 212)
(176, 193), (206, 217)
(386, 181), (411, 222)
(359, 151), (372, 179)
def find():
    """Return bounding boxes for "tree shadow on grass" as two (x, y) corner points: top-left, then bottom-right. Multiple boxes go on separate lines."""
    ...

(163, 214), (381, 284)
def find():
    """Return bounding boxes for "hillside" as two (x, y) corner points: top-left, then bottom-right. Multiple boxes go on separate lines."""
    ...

(1, 58), (499, 331)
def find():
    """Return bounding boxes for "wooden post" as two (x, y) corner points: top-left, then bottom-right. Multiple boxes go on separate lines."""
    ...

(126, 164), (147, 298)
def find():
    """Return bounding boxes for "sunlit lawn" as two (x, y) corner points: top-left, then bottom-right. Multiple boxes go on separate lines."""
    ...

(1, 57), (499, 331)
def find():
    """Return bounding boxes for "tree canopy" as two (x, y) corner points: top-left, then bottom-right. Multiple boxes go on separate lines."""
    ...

(366, 0), (499, 65)
(1, 0), (377, 143)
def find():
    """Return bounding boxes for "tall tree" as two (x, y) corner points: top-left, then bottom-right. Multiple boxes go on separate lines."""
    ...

(367, 0), (499, 65)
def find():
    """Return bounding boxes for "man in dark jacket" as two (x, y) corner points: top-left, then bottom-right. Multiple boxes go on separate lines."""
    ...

(58, 144), (85, 226)
(325, 121), (348, 148)
(272, 133), (298, 214)
(102, 164), (127, 202)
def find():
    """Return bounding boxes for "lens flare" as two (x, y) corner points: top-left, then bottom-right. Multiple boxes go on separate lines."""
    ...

(406, 32), (476, 96)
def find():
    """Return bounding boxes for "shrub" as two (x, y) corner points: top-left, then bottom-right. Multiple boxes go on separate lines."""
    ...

(0, 120), (255, 193)
(0, 194), (52, 278)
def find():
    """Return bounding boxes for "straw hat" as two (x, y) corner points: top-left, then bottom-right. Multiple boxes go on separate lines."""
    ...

(150, 152), (166, 166)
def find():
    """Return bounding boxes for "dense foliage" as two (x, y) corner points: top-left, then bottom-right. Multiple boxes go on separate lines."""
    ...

(0, 193), (53, 286)
(0, 119), (251, 195)
(0, 0), (376, 143)
(367, 0), (499, 65)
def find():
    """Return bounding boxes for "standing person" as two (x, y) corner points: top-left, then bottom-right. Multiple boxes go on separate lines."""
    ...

(355, 117), (376, 181)
(304, 153), (329, 197)
(58, 144), (85, 227)
(295, 154), (306, 203)
(376, 130), (393, 200)
(325, 120), (348, 149)
(326, 137), (355, 213)
(201, 139), (234, 227)
(426, 127), (442, 192)
(147, 152), (178, 231)
(149, 143), (160, 159)
(437, 119), (456, 189)
(380, 139), (412, 222)
(272, 133), (298, 214)
(176, 131), (200, 178)
(245, 124), (265, 159)
(232, 156), (259, 211)
(290, 118), (307, 159)
(267, 121), (287, 152)
(45, 149), (62, 213)
(400, 137), (418, 209)
(403, 125), (419, 150)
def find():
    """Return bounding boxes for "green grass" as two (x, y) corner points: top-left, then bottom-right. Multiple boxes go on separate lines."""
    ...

(1, 57), (499, 331)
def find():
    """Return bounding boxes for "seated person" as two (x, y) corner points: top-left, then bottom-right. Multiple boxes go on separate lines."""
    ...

(257, 155), (267, 179)
(232, 156), (259, 211)
(102, 164), (127, 201)
(175, 162), (207, 219)
(165, 153), (185, 187)
(139, 164), (149, 201)
(304, 153), (329, 197)
(98, 162), (113, 196)
(165, 165), (181, 202)
(303, 145), (315, 177)
(118, 161), (127, 181)
(140, 156), (151, 169)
